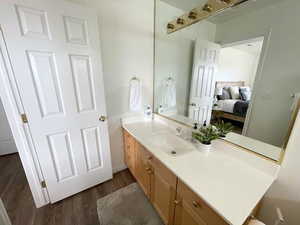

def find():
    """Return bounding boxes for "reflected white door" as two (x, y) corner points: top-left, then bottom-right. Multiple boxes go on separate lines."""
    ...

(189, 40), (220, 125)
(0, 0), (112, 202)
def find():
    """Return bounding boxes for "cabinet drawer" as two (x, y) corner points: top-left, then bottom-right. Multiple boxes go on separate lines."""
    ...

(177, 180), (229, 225)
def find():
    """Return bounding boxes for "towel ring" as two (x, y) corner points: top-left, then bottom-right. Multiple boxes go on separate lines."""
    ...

(131, 77), (139, 81)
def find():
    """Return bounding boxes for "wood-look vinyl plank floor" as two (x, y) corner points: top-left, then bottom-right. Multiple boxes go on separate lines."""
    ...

(0, 153), (135, 225)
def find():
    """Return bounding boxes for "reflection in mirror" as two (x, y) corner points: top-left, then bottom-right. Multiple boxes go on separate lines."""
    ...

(154, 0), (300, 161)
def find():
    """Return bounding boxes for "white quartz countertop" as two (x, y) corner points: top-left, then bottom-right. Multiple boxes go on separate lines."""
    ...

(122, 117), (280, 225)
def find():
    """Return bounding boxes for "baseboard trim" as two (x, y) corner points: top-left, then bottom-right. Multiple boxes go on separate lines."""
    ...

(113, 164), (127, 174)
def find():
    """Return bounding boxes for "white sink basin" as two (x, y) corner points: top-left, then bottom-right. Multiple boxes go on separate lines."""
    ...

(150, 133), (195, 156)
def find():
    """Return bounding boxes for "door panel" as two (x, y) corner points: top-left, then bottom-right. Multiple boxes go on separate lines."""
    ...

(150, 158), (177, 225)
(15, 5), (51, 40)
(63, 16), (88, 45)
(81, 126), (103, 171)
(189, 40), (220, 125)
(0, 0), (112, 202)
(27, 50), (64, 117)
(123, 130), (136, 174)
(47, 132), (76, 181)
(69, 54), (96, 112)
(136, 143), (152, 198)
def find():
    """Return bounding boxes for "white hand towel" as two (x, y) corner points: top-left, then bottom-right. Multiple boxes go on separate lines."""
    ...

(291, 92), (300, 112)
(129, 79), (142, 112)
(161, 78), (176, 109)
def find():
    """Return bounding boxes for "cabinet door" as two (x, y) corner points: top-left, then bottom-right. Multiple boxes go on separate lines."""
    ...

(135, 143), (152, 198)
(150, 158), (177, 225)
(123, 130), (136, 175)
(175, 180), (228, 225)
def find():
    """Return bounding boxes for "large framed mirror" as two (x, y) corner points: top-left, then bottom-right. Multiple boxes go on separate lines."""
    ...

(154, 0), (300, 162)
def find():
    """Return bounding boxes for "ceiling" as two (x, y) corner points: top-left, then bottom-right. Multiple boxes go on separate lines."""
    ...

(161, 0), (282, 24)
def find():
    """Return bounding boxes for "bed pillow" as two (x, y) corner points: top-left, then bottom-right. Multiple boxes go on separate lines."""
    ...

(229, 86), (240, 99)
(217, 87), (231, 100)
(239, 86), (252, 101)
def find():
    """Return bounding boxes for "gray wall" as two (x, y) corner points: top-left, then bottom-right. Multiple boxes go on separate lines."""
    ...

(215, 0), (300, 147)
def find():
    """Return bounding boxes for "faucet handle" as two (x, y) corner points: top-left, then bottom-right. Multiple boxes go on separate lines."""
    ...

(176, 127), (182, 135)
(193, 123), (198, 130)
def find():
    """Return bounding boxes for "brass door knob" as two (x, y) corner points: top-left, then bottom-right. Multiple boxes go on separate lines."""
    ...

(99, 116), (106, 122)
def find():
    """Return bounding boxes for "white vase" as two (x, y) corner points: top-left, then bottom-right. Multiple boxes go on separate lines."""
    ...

(196, 142), (212, 151)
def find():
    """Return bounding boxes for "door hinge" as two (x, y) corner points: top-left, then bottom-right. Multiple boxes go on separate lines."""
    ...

(21, 114), (28, 123)
(41, 180), (47, 188)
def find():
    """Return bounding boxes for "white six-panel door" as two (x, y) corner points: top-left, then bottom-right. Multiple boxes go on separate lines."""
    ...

(0, 0), (112, 202)
(189, 40), (220, 125)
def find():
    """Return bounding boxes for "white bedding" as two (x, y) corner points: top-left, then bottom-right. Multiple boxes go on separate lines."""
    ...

(217, 100), (239, 113)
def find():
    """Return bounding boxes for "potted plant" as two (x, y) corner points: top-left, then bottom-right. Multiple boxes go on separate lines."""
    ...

(192, 125), (220, 151)
(214, 120), (234, 138)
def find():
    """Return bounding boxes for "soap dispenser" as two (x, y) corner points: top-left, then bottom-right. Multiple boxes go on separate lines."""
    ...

(144, 105), (152, 120)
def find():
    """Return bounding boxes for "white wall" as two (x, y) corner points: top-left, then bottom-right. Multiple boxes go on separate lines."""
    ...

(258, 111), (300, 225)
(215, 0), (300, 147)
(217, 47), (259, 88)
(0, 99), (17, 155)
(154, 1), (216, 116)
(88, 0), (154, 172)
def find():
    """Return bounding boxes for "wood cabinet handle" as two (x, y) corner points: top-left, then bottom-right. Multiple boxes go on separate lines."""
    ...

(174, 200), (181, 205)
(147, 156), (153, 160)
(192, 201), (201, 208)
(146, 168), (153, 174)
(145, 167), (151, 171)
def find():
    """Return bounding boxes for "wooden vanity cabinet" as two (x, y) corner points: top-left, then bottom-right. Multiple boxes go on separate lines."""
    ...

(123, 130), (232, 225)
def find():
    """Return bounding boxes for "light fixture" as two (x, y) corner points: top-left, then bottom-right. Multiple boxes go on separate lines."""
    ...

(219, 0), (232, 4)
(176, 18), (185, 25)
(167, 23), (175, 29)
(166, 0), (250, 34)
(188, 11), (197, 19)
(202, 4), (213, 13)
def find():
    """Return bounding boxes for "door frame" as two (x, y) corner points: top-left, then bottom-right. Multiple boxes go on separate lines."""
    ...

(219, 29), (272, 135)
(0, 25), (49, 207)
